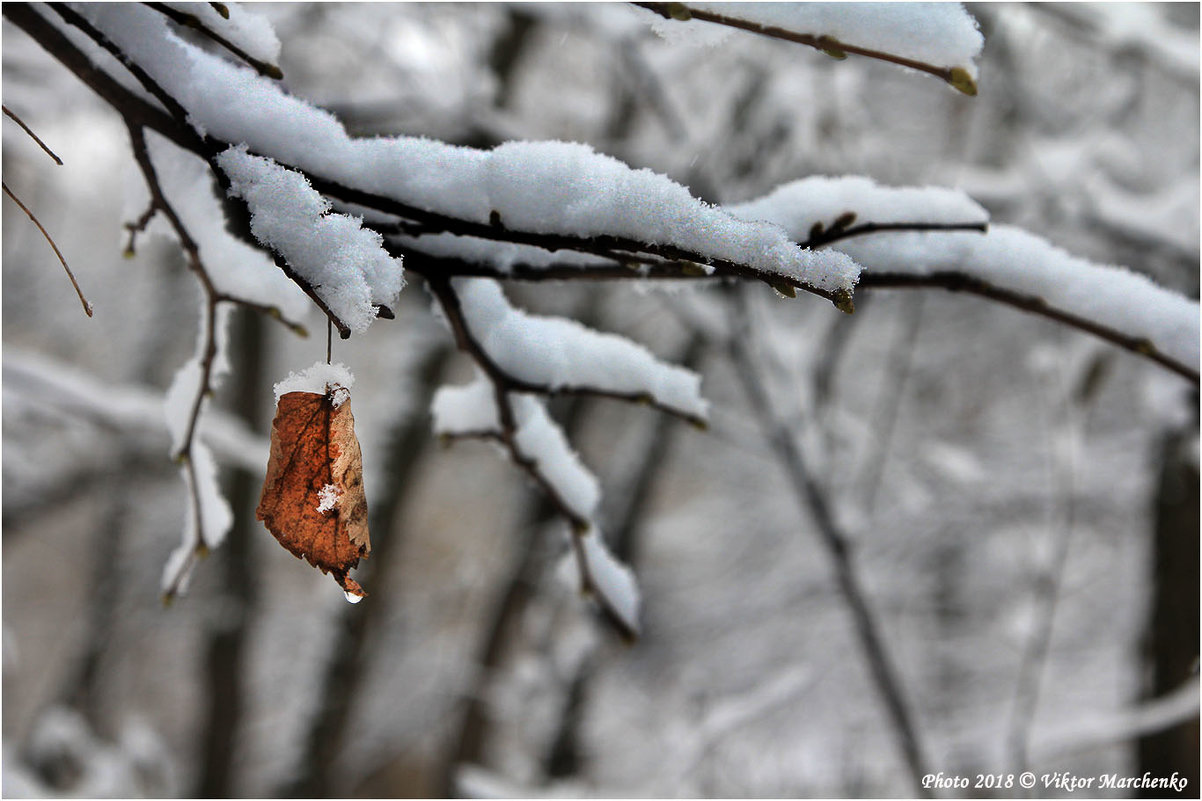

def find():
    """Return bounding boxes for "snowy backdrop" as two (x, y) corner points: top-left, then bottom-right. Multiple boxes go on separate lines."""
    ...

(2, 3), (1198, 798)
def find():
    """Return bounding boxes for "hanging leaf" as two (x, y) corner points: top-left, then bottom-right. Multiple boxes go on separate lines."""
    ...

(257, 384), (370, 599)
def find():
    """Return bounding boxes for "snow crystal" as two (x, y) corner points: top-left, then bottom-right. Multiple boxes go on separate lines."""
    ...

(216, 145), (404, 333)
(317, 484), (341, 513)
(272, 361), (355, 401)
(454, 278), (709, 421)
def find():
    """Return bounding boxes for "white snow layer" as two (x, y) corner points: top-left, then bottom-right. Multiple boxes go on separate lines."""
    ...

(728, 175), (989, 233)
(840, 225), (1200, 370)
(159, 1), (281, 64)
(430, 374), (638, 627)
(454, 279), (709, 421)
(654, 3), (983, 77)
(730, 177), (1198, 370)
(216, 146), (404, 333)
(161, 440), (232, 594)
(272, 361), (356, 401)
(430, 377), (500, 435)
(576, 528), (641, 633)
(69, 3), (859, 296)
(189, 441), (232, 549)
(511, 395), (602, 520)
(397, 232), (612, 274)
(142, 132), (311, 322)
(164, 300), (231, 452)
(432, 378), (601, 521)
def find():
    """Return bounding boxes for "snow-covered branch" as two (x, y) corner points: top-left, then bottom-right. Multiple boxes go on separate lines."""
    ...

(5, 1), (1196, 637)
(730, 177), (1200, 383)
(428, 275), (643, 637)
(632, 2), (983, 95)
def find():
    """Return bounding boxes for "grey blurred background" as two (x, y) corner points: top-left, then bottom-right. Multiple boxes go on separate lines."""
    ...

(3, 3), (1198, 797)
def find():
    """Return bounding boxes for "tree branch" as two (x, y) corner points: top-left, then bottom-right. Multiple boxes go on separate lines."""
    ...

(4, 104), (64, 164)
(859, 271), (1199, 384)
(1005, 353), (1083, 772)
(2, 181), (92, 317)
(10, 2), (1191, 386)
(143, 2), (283, 79)
(721, 284), (933, 796)
(632, 2), (978, 95)
(424, 274), (638, 640)
(409, 258), (706, 427)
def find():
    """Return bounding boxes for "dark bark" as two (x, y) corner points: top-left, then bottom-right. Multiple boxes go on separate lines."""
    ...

(194, 305), (264, 798)
(1137, 422), (1200, 797)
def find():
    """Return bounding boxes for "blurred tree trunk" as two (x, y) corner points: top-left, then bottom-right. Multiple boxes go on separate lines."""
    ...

(1137, 422), (1199, 796)
(195, 305), (265, 798)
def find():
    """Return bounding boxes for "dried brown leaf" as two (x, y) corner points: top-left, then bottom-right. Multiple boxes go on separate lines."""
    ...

(257, 386), (370, 598)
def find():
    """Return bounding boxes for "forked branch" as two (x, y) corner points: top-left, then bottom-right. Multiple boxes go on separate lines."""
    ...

(425, 273), (639, 639)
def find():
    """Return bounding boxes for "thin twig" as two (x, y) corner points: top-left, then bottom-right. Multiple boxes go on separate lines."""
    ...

(48, 3), (193, 125)
(1005, 350), (1081, 773)
(29, 6), (343, 337)
(123, 199), (159, 255)
(125, 121), (223, 602)
(440, 294), (611, 794)
(126, 123), (219, 456)
(320, 177), (850, 307)
(144, 2), (284, 79)
(860, 271), (1199, 385)
(804, 219), (988, 249)
(3, 181), (92, 316)
(4, 5), (206, 155)
(3, 104), (64, 164)
(632, 2), (978, 94)
(856, 293), (926, 515)
(721, 284), (932, 796)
